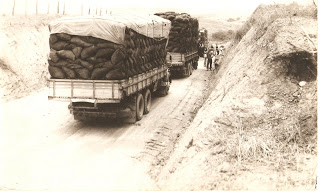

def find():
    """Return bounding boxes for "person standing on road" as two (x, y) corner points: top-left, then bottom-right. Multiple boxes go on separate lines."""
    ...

(216, 44), (220, 55)
(214, 44), (223, 69)
(207, 45), (214, 71)
(203, 47), (208, 67)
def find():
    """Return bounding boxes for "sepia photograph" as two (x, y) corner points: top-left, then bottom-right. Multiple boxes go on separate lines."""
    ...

(0, 0), (318, 191)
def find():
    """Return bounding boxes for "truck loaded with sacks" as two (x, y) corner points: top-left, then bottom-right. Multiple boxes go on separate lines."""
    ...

(47, 14), (172, 123)
(154, 12), (199, 77)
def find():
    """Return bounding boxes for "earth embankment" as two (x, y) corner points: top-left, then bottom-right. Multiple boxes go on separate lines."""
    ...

(156, 3), (317, 190)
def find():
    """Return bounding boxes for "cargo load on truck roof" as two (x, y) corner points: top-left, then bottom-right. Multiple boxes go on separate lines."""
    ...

(154, 12), (199, 53)
(47, 14), (172, 80)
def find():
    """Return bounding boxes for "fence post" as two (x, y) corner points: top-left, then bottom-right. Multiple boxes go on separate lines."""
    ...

(48, 1), (50, 14)
(57, 0), (60, 14)
(25, 0), (27, 15)
(36, 0), (38, 15)
(12, 0), (16, 16)
(63, 0), (65, 15)
(81, 3), (83, 16)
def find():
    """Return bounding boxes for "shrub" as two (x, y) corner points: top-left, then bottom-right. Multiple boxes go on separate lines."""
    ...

(211, 30), (235, 42)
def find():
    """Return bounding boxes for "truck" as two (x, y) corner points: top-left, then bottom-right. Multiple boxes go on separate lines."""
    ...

(47, 14), (172, 123)
(154, 12), (199, 77)
(198, 28), (209, 57)
(166, 51), (199, 77)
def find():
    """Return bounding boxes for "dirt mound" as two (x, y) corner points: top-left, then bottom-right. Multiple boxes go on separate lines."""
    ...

(0, 15), (60, 102)
(156, 3), (317, 190)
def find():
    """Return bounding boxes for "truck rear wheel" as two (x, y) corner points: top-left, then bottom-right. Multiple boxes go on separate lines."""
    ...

(187, 63), (192, 76)
(143, 89), (151, 114)
(136, 93), (144, 121)
(193, 60), (198, 69)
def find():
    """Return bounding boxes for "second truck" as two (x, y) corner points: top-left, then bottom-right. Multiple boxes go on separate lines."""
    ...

(47, 14), (172, 123)
(155, 12), (199, 77)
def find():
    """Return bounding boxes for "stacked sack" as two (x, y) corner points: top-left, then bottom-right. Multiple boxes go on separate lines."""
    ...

(154, 12), (199, 53)
(48, 28), (167, 80)
(199, 28), (208, 46)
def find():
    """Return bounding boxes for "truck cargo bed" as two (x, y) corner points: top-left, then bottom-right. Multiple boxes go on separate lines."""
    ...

(48, 65), (168, 103)
(166, 50), (198, 66)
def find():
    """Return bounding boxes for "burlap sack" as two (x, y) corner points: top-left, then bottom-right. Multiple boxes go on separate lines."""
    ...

(105, 68), (126, 80)
(111, 49), (125, 65)
(48, 66), (65, 79)
(81, 46), (98, 59)
(49, 34), (58, 45)
(56, 33), (71, 41)
(81, 36), (106, 44)
(65, 43), (77, 50)
(62, 67), (77, 79)
(74, 68), (90, 79)
(97, 42), (121, 49)
(66, 63), (83, 69)
(86, 57), (108, 64)
(51, 41), (69, 51)
(95, 48), (114, 59)
(72, 47), (83, 58)
(49, 49), (60, 63)
(77, 59), (94, 70)
(71, 37), (93, 47)
(101, 61), (113, 70)
(56, 50), (76, 60)
(48, 60), (69, 67)
(91, 67), (110, 80)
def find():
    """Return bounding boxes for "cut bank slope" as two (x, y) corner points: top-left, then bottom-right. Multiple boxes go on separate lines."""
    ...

(156, 3), (317, 190)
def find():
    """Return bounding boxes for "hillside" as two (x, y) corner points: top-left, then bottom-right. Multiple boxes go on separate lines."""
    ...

(0, 15), (60, 102)
(198, 15), (244, 34)
(196, 15), (244, 43)
(155, 3), (317, 190)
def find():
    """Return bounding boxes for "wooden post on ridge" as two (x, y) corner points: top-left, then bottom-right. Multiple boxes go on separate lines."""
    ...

(57, 0), (60, 14)
(12, 0), (16, 15)
(81, 3), (83, 16)
(63, 0), (66, 15)
(47, 1), (50, 14)
(36, 0), (38, 15)
(25, 0), (27, 15)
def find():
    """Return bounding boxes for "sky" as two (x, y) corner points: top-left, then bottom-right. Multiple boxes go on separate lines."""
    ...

(0, 0), (316, 18)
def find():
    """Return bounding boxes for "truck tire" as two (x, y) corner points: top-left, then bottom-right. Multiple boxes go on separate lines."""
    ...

(156, 85), (169, 96)
(136, 93), (144, 121)
(193, 60), (198, 69)
(119, 95), (137, 124)
(187, 63), (192, 76)
(143, 89), (152, 114)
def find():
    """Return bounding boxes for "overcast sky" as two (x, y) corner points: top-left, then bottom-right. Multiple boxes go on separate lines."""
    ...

(1, 0), (316, 17)
(103, 0), (314, 16)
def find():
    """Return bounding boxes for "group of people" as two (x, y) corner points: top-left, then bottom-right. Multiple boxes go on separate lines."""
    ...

(203, 44), (222, 71)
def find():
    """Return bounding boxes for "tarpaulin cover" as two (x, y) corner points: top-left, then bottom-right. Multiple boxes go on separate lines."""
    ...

(49, 13), (171, 45)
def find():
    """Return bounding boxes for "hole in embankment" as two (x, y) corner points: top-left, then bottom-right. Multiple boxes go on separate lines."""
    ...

(283, 51), (317, 82)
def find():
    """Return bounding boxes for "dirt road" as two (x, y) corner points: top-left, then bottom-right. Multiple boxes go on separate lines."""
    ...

(0, 60), (213, 191)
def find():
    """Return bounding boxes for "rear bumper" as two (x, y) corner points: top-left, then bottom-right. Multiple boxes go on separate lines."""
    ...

(69, 103), (132, 119)
(169, 65), (186, 71)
